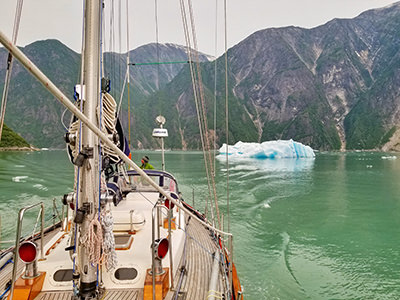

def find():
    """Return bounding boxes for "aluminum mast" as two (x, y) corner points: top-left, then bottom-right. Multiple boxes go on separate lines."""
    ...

(77, 0), (102, 298)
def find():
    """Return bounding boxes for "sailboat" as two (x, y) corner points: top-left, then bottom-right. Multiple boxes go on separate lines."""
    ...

(0, 1), (243, 299)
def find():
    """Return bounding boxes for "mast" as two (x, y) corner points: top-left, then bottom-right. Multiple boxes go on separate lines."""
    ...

(77, 0), (102, 298)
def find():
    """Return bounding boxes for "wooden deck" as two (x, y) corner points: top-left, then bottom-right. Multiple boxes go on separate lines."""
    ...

(36, 289), (143, 300)
(166, 217), (223, 300)
(0, 225), (61, 300)
(1, 218), (225, 300)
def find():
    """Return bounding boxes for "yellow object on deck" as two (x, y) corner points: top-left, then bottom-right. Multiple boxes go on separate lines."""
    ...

(143, 268), (169, 300)
(8, 272), (46, 300)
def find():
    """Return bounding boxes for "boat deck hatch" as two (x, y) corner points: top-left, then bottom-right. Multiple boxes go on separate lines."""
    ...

(53, 269), (73, 282)
(114, 234), (133, 250)
(114, 267), (138, 280)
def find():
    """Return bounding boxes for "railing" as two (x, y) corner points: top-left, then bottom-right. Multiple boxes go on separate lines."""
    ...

(52, 198), (63, 226)
(0, 214), (17, 248)
(9, 202), (45, 300)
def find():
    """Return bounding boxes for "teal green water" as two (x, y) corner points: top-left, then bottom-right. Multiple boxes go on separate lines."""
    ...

(1, 150), (400, 299)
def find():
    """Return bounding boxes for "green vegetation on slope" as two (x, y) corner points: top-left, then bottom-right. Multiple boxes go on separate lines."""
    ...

(0, 124), (31, 148)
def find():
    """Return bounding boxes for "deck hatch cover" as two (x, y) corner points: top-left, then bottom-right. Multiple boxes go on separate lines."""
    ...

(54, 269), (73, 281)
(114, 234), (132, 248)
(114, 267), (138, 280)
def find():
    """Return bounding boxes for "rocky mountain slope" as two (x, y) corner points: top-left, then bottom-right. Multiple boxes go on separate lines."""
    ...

(153, 2), (400, 151)
(0, 41), (209, 148)
(2, 2), (400, 150)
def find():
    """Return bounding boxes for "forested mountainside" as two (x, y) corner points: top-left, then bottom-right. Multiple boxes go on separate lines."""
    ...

(0, 41), (209, 148)
(2, 2), (400, 150)
(0, 124), (30, 148)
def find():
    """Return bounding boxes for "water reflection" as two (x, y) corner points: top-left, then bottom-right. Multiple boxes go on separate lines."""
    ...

(217, 156), (315, 173)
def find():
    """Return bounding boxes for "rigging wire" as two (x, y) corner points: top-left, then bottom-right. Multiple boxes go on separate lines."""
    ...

(188, 0), (222, 230)
(213, 0), (219, 177)
(179, 0), (213, 224)
(223, 0), (233, 293)
(224, 0), (230, 238)
(126, 0), (131, 148)
(179, 0), (221, 230)
(155, 0), (162, 115)
(108, 0), (116, 96)
(118, 0), (122, 96)
(0, 0), (24, 142)
(72, 0), (88, 284)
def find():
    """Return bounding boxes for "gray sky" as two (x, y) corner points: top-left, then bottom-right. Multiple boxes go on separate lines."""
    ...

(0, 0), (398, 56)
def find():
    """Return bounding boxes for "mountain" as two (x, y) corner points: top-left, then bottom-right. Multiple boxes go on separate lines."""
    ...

(0, 124), (30, 148)
(2, 2), (400, 150)
(0, 41), (210, 148)
(144, 1), (400, 151)
(0, 40), (80, 148)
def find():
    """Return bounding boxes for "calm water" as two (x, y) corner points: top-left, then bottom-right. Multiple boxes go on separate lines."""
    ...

(1, 150), (400, 299)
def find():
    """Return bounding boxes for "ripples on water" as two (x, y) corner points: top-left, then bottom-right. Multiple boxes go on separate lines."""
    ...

(1, 151), (400, 299)
(0, 151), (73, 241)
(214, 152), (400, 299)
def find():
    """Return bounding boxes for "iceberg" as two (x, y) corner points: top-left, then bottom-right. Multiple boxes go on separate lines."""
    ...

(218, 140), (315, 159)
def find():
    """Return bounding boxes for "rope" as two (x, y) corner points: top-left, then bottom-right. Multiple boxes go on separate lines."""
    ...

(68, 120), (80, 158)
(100, 210), (117, 271)
(0, 0), (24, 141)
(60, 108), (70, 131)
(80, 214), (103, 265)
(101, 92), (119, 162)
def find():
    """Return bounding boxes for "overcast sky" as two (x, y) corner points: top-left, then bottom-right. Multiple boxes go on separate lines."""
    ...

(0, 0), (398, 56)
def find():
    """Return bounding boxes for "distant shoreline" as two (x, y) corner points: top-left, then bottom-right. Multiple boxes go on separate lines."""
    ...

(0, 146), (39, 152)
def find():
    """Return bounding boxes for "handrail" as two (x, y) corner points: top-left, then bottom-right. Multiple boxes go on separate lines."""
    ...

(0, 30), (233, 239)
(52, 198), (63, 225)
(9, 202), (45, 300)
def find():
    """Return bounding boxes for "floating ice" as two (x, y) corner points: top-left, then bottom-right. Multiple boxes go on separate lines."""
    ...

(218, 140), (315, 159)
(12, 176), (28, 182)
(381, 156), (397, 160)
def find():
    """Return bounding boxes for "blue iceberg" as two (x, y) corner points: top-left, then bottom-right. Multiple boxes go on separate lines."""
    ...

(218, 140), (315, 159)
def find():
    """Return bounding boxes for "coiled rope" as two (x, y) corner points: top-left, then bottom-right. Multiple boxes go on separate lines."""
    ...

(69, 92), (118, 162)
(101, 92), (119, 162)
(80, 214), (103, 265)
(68, 120), (80, 158)
(100, 211), (117, 271)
